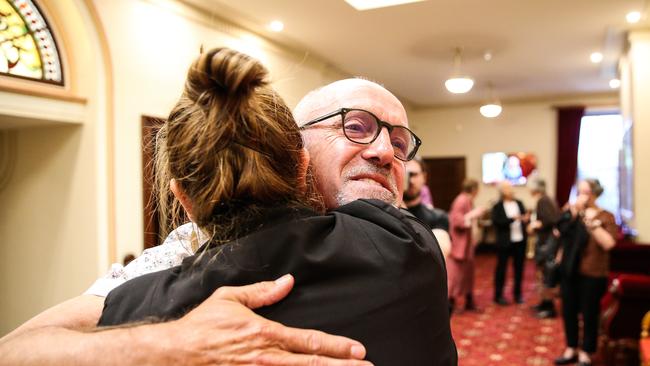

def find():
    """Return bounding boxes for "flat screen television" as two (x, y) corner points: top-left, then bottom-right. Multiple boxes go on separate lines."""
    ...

(482, 152), (537, 185)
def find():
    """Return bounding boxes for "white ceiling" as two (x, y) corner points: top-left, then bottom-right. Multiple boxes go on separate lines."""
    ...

(183, 0), (649, 107)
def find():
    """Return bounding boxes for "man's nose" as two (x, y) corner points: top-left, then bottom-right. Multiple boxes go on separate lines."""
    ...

(361, 127), (394, 167)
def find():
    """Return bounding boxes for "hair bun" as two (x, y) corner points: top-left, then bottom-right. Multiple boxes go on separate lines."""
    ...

(185, 47), (268, 104)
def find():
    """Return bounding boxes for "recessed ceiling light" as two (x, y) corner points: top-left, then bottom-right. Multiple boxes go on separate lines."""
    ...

(344, 0), (425, 11)
(483, 50), (493, 62)
(626, 11), (642, 23)
(269, 20), (284, 32)
(609, 78), (621, 89)
(590, 52), (603, 63)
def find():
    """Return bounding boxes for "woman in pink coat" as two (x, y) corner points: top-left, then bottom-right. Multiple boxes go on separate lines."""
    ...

(447, 178), (485, 311)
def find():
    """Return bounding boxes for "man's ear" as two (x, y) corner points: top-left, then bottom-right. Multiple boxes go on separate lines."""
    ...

(170, 179), (195, 221)
(297, 148), (310, 193)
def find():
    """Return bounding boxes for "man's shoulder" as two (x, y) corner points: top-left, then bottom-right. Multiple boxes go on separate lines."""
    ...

(332, 199), (407, 223)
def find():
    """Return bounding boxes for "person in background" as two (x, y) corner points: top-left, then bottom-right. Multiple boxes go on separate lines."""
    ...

(447, 178), (485, 312)
(420, 184), (434, 208)
(527, 177), (560, 318)
(554, 179), (617, 366)
(403, 156), (449, 231)
(491, 180), (529, 305)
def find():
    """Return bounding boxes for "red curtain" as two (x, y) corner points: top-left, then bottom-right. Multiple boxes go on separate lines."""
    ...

(555, 106), (585, 207)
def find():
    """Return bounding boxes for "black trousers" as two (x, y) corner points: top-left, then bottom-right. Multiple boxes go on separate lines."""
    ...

(494, 240), (526, 300)
(560, 274), (607, 353)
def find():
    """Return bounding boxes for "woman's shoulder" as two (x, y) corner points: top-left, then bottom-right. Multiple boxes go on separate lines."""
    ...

(596, 209), (617, 229)
(597, 209), (615, 220)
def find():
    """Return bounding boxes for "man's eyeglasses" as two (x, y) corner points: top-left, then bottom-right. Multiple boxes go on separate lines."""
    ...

(300, 108), (422, 162)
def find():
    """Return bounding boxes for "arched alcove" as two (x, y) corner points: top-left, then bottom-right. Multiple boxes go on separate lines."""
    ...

(0, 0), (114, 336)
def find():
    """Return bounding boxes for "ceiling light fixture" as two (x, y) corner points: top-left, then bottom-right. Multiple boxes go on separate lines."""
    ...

(445, 47), (474, 94)
(609, 78), (621, 89)
(479, 82), (502, 118)
(344, 0), (425, 11)
(269, 20), (284, 32)
(483, 50), (493, 62)
(590, 52), (603, 63)
(626, 11), (642, 23)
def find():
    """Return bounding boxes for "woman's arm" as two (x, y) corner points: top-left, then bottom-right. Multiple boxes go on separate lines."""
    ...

(585, 212), (617, 251)
(449, 197), (471, 229)
(0, 277), (369, 366)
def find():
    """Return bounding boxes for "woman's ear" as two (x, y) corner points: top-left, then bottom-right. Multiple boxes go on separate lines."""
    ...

(297, 148), (310, 193)
(170, 179), (195, 221)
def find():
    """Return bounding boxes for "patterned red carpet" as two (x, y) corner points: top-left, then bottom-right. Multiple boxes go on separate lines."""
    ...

(450, 253), (566, 366)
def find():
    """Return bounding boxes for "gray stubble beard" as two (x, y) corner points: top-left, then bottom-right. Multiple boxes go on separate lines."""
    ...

(335, 164), (398, 206)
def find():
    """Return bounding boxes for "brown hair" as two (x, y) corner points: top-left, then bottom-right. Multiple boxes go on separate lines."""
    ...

(155, 47), (320, 248)
(411, 155), (427, 172)
(584, 178), (604, 198)
(461, 178), (479, 193)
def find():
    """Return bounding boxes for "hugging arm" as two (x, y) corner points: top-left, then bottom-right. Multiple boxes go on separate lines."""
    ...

(0, 276), (370, 366)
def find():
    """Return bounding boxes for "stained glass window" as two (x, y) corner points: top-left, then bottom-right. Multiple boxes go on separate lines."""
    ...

(0, 0), (63, 85)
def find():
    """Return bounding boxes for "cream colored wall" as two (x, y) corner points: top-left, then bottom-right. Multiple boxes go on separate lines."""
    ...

(0, 0), (107, 335)
(410, 95), (618, 210)
(91, 0), (349, 261)
(0, 0), (106, 335)
(0, 126), (97, 335)
(627, 31), (650, 242)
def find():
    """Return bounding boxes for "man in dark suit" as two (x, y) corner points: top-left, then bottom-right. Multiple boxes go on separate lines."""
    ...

(403, 157), (449, 231)
(491, 181), (529, 305)
(527, 178), (560, 317)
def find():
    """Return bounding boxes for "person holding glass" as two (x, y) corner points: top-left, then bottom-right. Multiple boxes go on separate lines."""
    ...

(554, 179), (617, 366)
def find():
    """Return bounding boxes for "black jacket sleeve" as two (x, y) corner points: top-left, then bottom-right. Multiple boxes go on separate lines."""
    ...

(99, 200), (457, 366)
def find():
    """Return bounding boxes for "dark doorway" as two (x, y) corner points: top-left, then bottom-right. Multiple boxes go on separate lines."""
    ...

(142, 116), (165, 249)
(422, 157), (466, 211)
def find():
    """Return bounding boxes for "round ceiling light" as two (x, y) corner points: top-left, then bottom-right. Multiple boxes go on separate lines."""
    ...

(609, 78), (621, 89)
(480, 103), (502, 118)
(269, 20), (284, 32)
(626, 11), (642, 23)
(445, 77), (474, 94)
(590, 52), (603, 63)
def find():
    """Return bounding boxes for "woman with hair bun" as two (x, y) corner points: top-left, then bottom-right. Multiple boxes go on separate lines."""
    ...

(554, 179), (618, 366)
(98, 48), (456, 366)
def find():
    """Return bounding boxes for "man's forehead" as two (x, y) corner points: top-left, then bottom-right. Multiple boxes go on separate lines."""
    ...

(297, 79), (408, 127)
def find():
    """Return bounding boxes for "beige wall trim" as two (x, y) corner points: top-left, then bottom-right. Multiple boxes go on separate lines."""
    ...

(0, 79), (86, 104)
(0, 90), (86, 125)
(82, 0), (117, 264)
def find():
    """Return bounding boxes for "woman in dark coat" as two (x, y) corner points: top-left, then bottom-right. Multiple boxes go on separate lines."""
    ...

(491, 181), (529, 305)
(554, 179), (617, 366)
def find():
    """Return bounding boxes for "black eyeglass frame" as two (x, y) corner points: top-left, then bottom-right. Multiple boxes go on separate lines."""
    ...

(299, 108), (422, 161)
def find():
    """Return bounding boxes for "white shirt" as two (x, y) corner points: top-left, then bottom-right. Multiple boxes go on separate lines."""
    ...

(503, 200), (524, 243)
(85, 222), (206, 297)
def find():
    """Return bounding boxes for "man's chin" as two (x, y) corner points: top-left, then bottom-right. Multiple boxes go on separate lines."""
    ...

(402, 191), (419, 202)
(336, 184), (397, 206)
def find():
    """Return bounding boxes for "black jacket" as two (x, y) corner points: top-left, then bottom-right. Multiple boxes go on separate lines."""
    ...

(535, 194), (560, 246)
(99, 199), (457, 366)
(556, 210), (589, 279)
(407, 202), (450, 231)
(491, 199), (528, 247)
